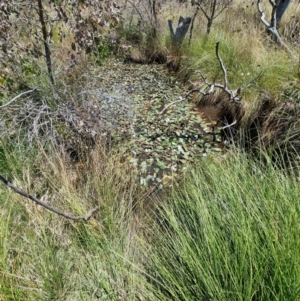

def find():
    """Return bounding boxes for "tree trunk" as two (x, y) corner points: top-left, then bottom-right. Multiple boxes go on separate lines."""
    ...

(276, 0), (292, 25)
(168, 16), (192, 46)
(206, 0), (217, 34)
(37, 0), (54, 85)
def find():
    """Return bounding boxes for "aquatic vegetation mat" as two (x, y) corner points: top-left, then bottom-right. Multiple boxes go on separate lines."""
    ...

(82, 59), (223, 188)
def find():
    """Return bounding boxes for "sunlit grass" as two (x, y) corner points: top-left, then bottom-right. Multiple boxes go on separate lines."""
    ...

(178, 26), (295, 99)
(148, 151), (300, 300)
(153, 0), (299, 102)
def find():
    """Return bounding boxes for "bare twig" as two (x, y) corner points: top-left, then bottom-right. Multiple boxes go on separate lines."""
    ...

(189, 6), (200, 44)
(126, 0), (147, 32)
(196, 0), (232, 34)
(151, 0), (158, 31)
(221, 120), (237, 130)
(159, 86), (210, 114)
(241, 71), (264, 90)
(0, 88), (37, 109)
(215, 42), (228, 89)
(37, 0), (54, 85)
(159, 97), (184, 114)
(0, 175), (99, 221)
(196, 44), (242, 103)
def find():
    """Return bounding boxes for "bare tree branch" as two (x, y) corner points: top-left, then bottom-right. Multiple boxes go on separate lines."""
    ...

(0, 175), (99, 221)
(126, 0), (147, 32)
(192, 0), (232, 34)
(189, 6), (200, 44)
(0, 88), (37, 109)
(199, 6), (210, 21)
(160, 97), (184, 114)
(159, 87), (208, 114)
(257, 0), (296, 59)
(215, 42), (228, 90)
(37, 0), (54, 85)
(160, 42), (262, 114)
(196, 43), (242, 103)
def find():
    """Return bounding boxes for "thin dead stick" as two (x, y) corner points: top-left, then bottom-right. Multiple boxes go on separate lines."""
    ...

(189, 6), (200, 44)
(159, 97), (185, 114)
(0, 88), (37, 109)
(159, 88), (206, 114)
(215, 42), (228, 89)
(221, 120), (236, 130)
(241, 71), (264, 90)
(126, 0), (147, 32)
(0, 175), (99, 221)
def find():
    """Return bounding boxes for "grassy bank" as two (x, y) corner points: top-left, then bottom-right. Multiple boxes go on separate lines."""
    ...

(122, 0), (300, 96)
(1, 142), (300, 300)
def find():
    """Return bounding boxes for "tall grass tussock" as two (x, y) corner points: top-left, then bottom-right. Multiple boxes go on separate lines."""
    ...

(0, 141), (148, 300)
(147, 151), (300, 300)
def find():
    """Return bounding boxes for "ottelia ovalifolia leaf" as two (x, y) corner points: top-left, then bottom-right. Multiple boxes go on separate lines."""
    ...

(83, 58), (222, 188)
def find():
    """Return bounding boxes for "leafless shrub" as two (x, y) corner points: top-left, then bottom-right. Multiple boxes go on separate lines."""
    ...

(0, 89), (96, 160)
(189, 0), (232, 43)
(0, 0), (122, 94)
(0, 78), (138, 165)
(124, 0), (161, 35)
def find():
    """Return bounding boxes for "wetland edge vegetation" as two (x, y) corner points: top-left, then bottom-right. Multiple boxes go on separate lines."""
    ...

(0, 0), (300, 300)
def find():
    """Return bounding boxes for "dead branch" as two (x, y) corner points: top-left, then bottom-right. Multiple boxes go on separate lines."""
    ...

(126, 0), (147, 32)
(160, 42), (261, 114)
(241, 71), (264, 90)
(189, 6), (200, 44)
(195, 42), (242, 103)
(215, 42), (228, 90)
(194, 0), (232, 34)
(221, 120), (237, 130)
(0, 175), (99, 221)
(159, 88), (207, 114)
(257, 0), (296, 59)
(159, 97), (184, 114)
(0, 88), (37, 109)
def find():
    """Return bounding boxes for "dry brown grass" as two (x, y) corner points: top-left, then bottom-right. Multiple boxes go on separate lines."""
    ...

(241, 96), (300, 165)
(0, 138), (148, 300)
